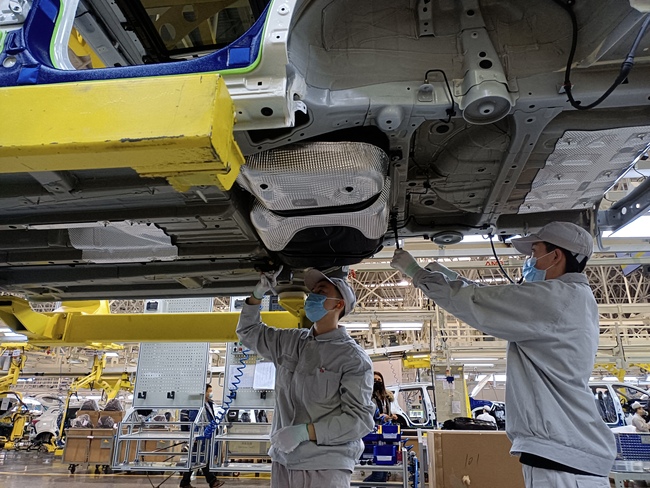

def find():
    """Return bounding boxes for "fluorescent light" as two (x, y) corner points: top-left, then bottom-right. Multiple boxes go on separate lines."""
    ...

(452, 357), (498, 361)
(342, 323), (370, 331)
(380, 322), (423, 331)
(463, 363), (495, 367)
(602, 376), (618, 381)
(624, 376), (640, 383)
(494, 374), (507, 382)
(3, 332), (27, 340)
(0, 327), (11, 333)
(104, 352), (119, 358)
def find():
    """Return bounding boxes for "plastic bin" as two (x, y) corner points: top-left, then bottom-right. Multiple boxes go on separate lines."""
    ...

(615, 433), (650, 461)
(380, 424), (401, 442)
(373, 444), (397, 465)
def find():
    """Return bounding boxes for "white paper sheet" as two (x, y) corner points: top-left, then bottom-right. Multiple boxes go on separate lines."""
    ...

(253, 362), (276, 390)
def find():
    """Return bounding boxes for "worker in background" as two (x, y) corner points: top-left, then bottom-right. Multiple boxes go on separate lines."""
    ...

(631, 402), (649, 432)
(372, 372), (397, 424)
(179, 383), (223, 488)
(476, 406), (496, 424)
(391, 222), (616, 488)
(237, 268), (374, 488)
(365, 371), (397, 484)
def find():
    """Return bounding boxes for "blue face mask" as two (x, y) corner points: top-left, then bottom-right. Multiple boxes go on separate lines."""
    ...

(522, 251), (554, 282)
(304, 293), (339, 323)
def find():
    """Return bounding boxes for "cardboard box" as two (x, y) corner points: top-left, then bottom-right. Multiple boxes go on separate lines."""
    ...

(88, 428), (115, 464)
(63, 428), (93, 463)
(428, 431), (524, 488)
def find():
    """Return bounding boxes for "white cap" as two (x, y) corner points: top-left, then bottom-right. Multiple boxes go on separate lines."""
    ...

(631, 401), (643, 410)
(510, 222), (593, 264)
(303, 269), (356, 318)
(483, 406), (490, 412)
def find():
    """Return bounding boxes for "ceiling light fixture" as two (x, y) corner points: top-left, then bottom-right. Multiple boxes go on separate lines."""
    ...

(380, 322), (423, 331)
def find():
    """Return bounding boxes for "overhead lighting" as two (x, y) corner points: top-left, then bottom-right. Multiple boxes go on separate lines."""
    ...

(463, 363), (494, 367)
(452, 357), (498, 361)
(104, 352), (119, 358)
(0, 327), (11, 333)
(4, 332), (27, 340)
(380, 322), (423, 331)
(602, 376), (618, 381)
(342, 322), (370, 330)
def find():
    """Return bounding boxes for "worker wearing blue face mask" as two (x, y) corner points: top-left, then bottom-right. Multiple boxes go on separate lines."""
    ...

(236, 268), (374, 488)
(391, 222), (615, 488)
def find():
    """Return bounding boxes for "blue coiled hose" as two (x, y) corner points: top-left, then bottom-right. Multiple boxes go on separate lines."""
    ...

(200, 348), (249, 439)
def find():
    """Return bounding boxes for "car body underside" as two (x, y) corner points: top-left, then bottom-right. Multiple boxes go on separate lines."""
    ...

(0, 0), (649, 300)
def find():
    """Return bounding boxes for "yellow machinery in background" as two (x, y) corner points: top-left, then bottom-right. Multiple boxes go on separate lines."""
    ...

(47, 353), (134, 454)
(0, 345), (39, 450)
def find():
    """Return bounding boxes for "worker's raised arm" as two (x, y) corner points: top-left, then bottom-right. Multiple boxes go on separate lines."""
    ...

(391, 249), (562, 342)
(236, 267), (298, 361)
(312, 354), (375, 445)
(412, 268), (564, 342)
(236, 296), (306, 363)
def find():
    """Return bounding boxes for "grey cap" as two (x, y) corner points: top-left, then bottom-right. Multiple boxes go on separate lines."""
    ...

(303, 269), (356, 318)
(631, 401), (643, 410)
(510, 222), (593, 263)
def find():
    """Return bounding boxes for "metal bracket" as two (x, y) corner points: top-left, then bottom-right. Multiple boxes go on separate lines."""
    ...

(597, 176), (650, 232)
(417, 0), (434, 37)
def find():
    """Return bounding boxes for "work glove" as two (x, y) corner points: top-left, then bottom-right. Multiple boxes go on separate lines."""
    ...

(390, 249), (422, 278)
(252, 266), (283, 300)
(271, 424), (310, 453)
(424, 261), (459, 281)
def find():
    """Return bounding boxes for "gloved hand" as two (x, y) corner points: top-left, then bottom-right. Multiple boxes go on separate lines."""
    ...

(271, 424), (310, 453)
(391, 249), (422, 278)
(252, 266), (283, 300)
(424, 261), (460, 281)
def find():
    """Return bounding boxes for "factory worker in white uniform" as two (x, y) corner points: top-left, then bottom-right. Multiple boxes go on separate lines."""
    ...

(391, 222), (616, 488)
(237, 268), (374, 488)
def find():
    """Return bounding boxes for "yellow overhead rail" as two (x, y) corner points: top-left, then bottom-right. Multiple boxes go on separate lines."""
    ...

(0, 73), (243, 191)
(0, 296), (304, 345)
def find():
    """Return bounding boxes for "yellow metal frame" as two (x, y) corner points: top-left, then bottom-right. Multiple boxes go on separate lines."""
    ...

(68, 27), (106, 69)
(0, 391), (30, 450)
(0, 73), (244, 191)
(0, 353), (25, 392)
(0, 296), (303, 345)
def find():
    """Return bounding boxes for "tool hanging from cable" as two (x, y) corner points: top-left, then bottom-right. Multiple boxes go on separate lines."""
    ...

(391, 213), (400, 249)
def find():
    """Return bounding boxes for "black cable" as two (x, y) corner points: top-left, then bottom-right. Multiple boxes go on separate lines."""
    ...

(391, 214), (400, 249)
(553, 0), (650, 110)
(424, 69), (457, 122)
(488, 234), (516, 284)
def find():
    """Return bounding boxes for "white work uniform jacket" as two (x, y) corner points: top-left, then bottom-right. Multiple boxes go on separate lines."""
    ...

(236, 302), (375, 471)
(411, 265), (616, 476)
(632, 413), (649, 432)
